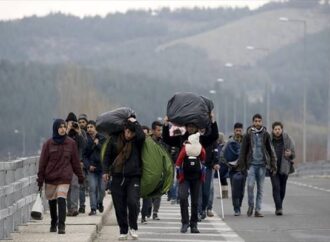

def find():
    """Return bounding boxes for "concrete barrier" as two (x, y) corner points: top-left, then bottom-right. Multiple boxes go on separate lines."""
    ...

(0, 157), (39, 240)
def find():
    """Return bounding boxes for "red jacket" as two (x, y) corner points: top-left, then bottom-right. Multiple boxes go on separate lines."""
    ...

(175, 146), (206, 167)
(37, 137), (84, 186)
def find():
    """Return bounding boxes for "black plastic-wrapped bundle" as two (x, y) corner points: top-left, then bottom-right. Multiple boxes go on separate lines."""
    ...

(96, 107), (136, 135)
(167, 92), (212, 128)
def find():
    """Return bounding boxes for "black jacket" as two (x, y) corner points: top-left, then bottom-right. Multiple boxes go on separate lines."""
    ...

(163, 122), (219, 168)
(83, 133), (106, 174)
(103, 121), (145, 178)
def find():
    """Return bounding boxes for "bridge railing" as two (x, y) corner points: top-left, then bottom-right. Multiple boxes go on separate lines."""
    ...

(0, 157), (39, 239)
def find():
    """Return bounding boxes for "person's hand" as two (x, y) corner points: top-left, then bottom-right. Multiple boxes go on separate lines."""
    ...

(103, 174), (110, 182)
(213, 164), (220, 171)
(271, 170), (277, 176)
(284, 149), (292, 158)
(163, 116), (169, 126)
(94, 138), (99, 145)
(128, 117), (136, 123)
(89, 166), (96, 172)
(80, 162), (84, 169)
(210, 112), (216, 123)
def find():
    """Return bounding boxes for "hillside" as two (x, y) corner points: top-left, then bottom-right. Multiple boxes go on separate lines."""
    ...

(156, 8), (330, 65)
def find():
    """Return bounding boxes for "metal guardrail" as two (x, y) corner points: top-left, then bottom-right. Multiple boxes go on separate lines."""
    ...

(293, 160), (330, 177)
(0, 157), (39, 240)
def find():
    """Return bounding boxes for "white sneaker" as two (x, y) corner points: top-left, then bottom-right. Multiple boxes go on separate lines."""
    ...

(129, 229), (138, 240)
(118, 234), (128, 240)
(207, 209), (214, 217)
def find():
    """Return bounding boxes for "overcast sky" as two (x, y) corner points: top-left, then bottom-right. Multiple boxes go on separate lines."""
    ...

(0, 0), (272, 20)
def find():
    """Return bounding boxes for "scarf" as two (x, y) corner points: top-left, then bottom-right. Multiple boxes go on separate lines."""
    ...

(52, 119), (67, 144)
(112, 133), (133, 173)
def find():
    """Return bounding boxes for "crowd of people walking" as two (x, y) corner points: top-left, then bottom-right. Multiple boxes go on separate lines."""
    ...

(37, 105), (295, 240)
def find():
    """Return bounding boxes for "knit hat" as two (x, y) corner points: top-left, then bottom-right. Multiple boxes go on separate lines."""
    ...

(78, 113), (88, 122)
(185, 133), (202, 157)
(87, 120), (96, 127)
(66, 112), (77, 122)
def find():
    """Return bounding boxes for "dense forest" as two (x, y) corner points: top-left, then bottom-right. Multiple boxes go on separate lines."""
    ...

(0, 0), (329, 162)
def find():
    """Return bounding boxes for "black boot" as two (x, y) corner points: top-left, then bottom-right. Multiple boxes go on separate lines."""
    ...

(57, 197), (66, 234)
(48, 200), (57, 232)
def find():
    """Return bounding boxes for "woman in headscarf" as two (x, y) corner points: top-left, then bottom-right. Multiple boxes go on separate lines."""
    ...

(37, 119), (84, 234)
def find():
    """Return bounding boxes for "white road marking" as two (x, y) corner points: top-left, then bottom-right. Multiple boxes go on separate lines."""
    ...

(288, 180), (330, 193)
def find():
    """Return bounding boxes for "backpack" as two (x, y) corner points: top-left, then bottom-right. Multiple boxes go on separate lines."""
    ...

(182, 155), (202, 180)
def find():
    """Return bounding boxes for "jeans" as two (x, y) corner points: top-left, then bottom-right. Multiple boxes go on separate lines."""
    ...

(88, 172), (105, 210)
(67, 174), (79, 211)
(152, 197), (161, 214)
(230, 171), (246, 212)
(168, 179), (178, 201)
(198, 167), (213, 213)
(247, 165), (266, 212)
(207, 178), (214, 210)
(270, 173), (288, 210)
(79, 168), (88, 208)
(141, 198), (152, 218)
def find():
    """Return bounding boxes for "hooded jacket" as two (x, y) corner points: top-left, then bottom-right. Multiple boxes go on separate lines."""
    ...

(238, 126), (277, 173)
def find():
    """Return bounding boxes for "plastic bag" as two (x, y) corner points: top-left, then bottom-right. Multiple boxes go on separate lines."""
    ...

(167, 92), (211, 128)
(31, 192), (44, 220)
(96, 107), (136, 135)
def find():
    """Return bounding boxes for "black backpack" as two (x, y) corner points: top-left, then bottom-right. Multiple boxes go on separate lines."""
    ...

(182, 156), (202, 180)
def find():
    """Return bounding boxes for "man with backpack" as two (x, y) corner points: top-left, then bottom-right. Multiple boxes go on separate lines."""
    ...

(221, 123), (246, 216)
(176, 133), (206, 233)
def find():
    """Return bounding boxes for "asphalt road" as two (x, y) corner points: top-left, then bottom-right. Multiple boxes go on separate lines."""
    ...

(96, 176), (330, 242)
(213, 176), (330, 242)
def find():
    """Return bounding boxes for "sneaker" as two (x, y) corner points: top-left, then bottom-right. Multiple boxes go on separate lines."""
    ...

(50, 225), (57, 232)
(234, 209), (241, 216)
(190, 226), (200, 233)
(141, 217), (147, 224)
(247, 207), (253, 217)
(207, 209), (214, 217)
(197, 213), (202, 222)
(180, 224), (189, 233)
(78, 207), (85, 214)
(118, 234), (128, 240)
(67, 210), (79, 217)
(275, 209), (283, 216)
(255, 211), (264, 217)
(88, 209), (97, 216)
(58, 225), (65, 234)
(129, 229), (138, 240)
(201, 211), (206, 220)
(98, 203), (104, 213)
(152, 213), (160, 220)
